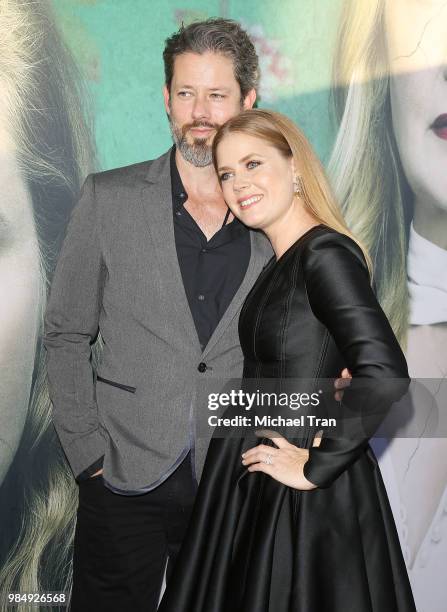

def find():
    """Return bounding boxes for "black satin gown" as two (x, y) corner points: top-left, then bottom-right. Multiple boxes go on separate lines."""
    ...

(159, 226), (416, 612)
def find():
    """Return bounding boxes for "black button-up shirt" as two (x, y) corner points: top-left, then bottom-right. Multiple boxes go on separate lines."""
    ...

(170, 146), (250, 350)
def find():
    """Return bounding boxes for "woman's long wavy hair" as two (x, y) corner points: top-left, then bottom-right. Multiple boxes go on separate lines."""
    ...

(0, 0), (97, 607)
(212, 108), (372, 272)
(328, 0), (413, 343)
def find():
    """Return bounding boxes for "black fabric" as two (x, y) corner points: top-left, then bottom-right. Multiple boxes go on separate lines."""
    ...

(159, 226), (416, 612)
(70, 454), (197, 612)
(170, 147), (250, 349)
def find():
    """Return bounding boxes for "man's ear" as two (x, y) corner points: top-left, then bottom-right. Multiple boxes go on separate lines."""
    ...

(163, 84), (171, 115)
(242, 88), (257, 110)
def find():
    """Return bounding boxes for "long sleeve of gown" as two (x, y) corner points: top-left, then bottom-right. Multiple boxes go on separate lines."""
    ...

(301, 231), (409, 488)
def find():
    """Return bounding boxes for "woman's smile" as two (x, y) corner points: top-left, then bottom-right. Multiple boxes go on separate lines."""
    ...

(237, 194), (264, 209)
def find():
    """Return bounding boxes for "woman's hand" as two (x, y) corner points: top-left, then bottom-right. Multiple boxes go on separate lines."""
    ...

(334, 367), (352, 401)
(241, 432), (321, 491)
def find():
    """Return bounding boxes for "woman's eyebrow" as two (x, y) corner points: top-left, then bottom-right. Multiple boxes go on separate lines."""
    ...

(218, 152), (264, 171)
(239, 152), (261, 162)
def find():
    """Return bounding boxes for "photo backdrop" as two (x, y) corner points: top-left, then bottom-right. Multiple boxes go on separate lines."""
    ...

(0, 1), (445, 610)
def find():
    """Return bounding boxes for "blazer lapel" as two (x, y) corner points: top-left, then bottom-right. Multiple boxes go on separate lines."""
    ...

(140, 151), (200, 350)
(202, 230), (272, 358)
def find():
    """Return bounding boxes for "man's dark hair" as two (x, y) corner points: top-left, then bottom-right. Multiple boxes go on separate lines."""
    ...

(163, 18), (260, 100)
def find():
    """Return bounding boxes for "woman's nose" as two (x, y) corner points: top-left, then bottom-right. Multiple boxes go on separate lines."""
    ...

(233, 174), (250, 192)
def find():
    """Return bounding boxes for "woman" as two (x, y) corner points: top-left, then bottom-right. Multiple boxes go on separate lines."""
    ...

(159, 109), (415, 611)
(329, 1), (447, 608)
(0, 0), (95, 605)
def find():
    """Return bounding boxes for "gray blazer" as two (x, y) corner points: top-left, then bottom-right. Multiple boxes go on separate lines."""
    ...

(43, 150), (272, 491)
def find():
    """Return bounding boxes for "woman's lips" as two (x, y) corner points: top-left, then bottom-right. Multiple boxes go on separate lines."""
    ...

(238, 194), (263, 210)
(430, 114), (447, 140)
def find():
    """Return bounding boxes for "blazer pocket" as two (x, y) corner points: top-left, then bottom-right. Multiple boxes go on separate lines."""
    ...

(96, 375), (136, 394)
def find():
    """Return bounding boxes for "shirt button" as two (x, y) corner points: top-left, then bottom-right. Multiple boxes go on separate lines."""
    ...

(179, 192), (187, 200)
(201, 248), (207, 253)
(198, 294), (205, 301)
(197, 362), (207, 373)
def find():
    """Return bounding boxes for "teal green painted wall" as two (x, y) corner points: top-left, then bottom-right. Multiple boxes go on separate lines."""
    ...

(52, 0), (343, 170)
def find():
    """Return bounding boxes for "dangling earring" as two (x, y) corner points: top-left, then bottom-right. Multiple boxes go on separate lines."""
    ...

(293, 175), (303, 196)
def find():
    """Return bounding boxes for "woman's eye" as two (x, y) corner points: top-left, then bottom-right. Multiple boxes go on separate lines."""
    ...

(220, 172), (232, 182)
(247, 160), (261, 169)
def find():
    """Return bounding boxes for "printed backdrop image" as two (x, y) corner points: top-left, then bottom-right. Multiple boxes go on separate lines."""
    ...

(0, 0), (445, 610)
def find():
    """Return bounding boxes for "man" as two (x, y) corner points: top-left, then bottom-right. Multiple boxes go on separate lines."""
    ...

(43, 18), (271, 612)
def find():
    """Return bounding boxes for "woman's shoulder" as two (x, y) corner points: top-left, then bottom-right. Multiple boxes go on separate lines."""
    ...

(300, 225), (368, 272)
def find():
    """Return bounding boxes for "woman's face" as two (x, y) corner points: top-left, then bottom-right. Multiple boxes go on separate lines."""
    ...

(0, 134), (41, 485)
(385, 0), (447, 216)
(216, 132), (295, 231)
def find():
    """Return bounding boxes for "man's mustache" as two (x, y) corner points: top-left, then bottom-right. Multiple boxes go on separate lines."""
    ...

(181, 121), (219, 137)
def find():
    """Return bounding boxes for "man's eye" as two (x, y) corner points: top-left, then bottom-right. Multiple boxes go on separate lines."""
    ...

(178, 91), (192, 97)
(220, 172), (232, 182)
(247, 160), (261, 169)
(211, 93), (225, 99)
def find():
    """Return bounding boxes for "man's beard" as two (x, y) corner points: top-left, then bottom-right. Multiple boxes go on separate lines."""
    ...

(169, 118), (218, 167)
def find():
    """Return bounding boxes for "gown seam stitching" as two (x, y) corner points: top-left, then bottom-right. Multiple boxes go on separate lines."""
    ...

(280, 251), (301, 380)
(302, 255), (330, 381)
(252, 263), (284, 368)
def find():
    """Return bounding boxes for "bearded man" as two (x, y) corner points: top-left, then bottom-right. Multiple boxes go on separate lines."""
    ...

(44, 18), (271, 612)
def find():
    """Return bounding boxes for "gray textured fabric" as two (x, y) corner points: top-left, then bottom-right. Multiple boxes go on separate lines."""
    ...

(43, 150), (272, 491)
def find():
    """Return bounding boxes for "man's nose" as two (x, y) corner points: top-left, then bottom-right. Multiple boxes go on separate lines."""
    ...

(191, 95), (210, 120)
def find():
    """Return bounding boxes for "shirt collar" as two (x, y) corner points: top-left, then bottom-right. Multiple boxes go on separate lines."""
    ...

(170, 145), (247, 238)
(408, 222), (447, 325)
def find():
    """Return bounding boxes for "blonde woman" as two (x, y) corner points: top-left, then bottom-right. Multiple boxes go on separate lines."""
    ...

(329, 1), (447, 609)
(159, 109), (415, 612)
(0, 0), (95, 606)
